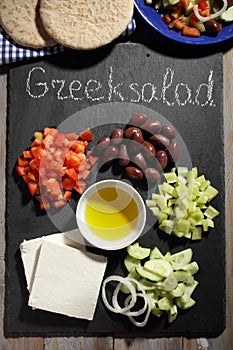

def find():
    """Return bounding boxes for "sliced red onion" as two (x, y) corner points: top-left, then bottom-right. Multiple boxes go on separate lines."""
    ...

(193, 0), (228, 22)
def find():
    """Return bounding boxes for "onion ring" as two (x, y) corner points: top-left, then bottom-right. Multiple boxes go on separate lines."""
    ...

(102, 275), (153, 326)
(193, 0), (228, 22)
(112, 282), (148, 317)
(126, 293), (152, 328)
(102, 275), (137, 314)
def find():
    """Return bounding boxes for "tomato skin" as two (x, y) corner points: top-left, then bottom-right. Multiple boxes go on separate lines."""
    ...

(200, 8), (210, 16)
(46, 178), (63, 200)
(182, 25), (200, 36)
(64, 190), (72, 201)
(79, 159), (91, 171)
(54, 199), (66, 208)
(62, 177), (75, 191)
(65, 151), (86, 169)
(22, 174), (31, 183)
(189, 13), (199, 24)
(16, 165), (28, 176)
(42, 134), (55, 149)
(162, 14), (172, 24)
(54, 133), (66, 148)
(65, 132), (78, 141)
(86, 150), (93, 158)
(179, 0), (190, 8)
(36, 195), (50, 210)
(70, 140), (88, 153)
(198, 0), (209, 10)
(18, 157), (29, 167)
(23, 150), (33, 159)
(73, 180), (87, 195)
(31, 139), (41, 147)
(70, 140), (80, 151)
(88, 156), (98, 167)
(44, 127), (58, 136)
(78, 169), (90, 180)
(28, 170), (39, 182)
(31, 146), (43, 159)
(79, 128), (93, 141)
(27, 182), (38, 196)
(65, 168), (78, 182)
(29, 158), (40, 171)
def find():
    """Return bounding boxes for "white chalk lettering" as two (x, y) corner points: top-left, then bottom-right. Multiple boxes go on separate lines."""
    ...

(141, 83), (159, 103)
(69, 80), (83, 100)
(175, 83), (192, 106)
(51, 79), (69, 100)
(26, 67), (48, 98)
(129, 83), (141, 103)
(108, 66), (124, 101)
(85, 79), (104, 101)
(195, 70), (215, 107)
(161, 68), (175, 107)
(25, 66), (216, 108)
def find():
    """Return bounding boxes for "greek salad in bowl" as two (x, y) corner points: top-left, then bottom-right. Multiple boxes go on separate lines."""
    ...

(144, 0), (233, 37)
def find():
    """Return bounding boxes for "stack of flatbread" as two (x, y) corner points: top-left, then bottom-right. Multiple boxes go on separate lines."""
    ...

(0, 0), (134, 50)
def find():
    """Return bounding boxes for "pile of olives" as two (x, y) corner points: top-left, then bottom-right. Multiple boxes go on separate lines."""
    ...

(94, 113), (180, 183)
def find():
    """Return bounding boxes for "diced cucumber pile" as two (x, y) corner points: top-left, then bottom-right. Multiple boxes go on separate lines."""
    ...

(123, 242), (199, 323)
(146, 167), (220, 240)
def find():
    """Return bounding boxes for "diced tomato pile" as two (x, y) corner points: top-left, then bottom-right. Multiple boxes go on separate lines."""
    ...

(16, 127), (97, 210)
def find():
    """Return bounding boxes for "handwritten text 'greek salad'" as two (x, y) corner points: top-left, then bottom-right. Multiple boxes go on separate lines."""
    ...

(26, 66), (216, 107)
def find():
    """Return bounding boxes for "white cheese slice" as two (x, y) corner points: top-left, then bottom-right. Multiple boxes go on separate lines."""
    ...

(20, 231), (85, 292)
(28, 239), (107, 320)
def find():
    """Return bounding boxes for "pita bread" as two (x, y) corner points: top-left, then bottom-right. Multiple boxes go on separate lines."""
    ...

(40, 0), (134, 50)
(0, 0), (57, 49)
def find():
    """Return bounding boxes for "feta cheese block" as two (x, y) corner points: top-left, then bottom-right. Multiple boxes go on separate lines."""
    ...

(28, 239), (107, 320)
(20, 231), (85, 292)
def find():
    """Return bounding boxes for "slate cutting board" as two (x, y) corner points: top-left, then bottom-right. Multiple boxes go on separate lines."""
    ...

(5, 43), (225, 337)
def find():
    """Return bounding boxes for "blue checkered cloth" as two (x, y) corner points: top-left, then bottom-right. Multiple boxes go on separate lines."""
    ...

(0, 18), (136, 65)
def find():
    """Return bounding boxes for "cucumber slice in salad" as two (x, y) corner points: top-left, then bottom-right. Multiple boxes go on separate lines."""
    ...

(220, 6), (233, 21)
(144, 259), (173, 278)
(169, 282), (186, 297)
(168, 304), (178, 323)
(176, 296), (196, 310)
(136, 266), (163, 282)
(150, 246), (164, 260)
(120, 268), (140, 294)
(169, 248), (193, 270)
(127, 242), (150, 260)
(158, 296), (173, 310)
(157, 272), (178, 291)
(124, 254), (141, 273)
(182, 262), (199, 275)
(174, 271), (195, 284)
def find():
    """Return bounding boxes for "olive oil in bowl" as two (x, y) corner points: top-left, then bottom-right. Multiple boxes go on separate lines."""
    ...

(85, 187), (139, 241)
(76, 180), (146, 250)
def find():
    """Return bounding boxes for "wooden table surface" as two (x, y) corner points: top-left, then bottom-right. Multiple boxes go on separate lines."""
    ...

(0, 21), (233, 350)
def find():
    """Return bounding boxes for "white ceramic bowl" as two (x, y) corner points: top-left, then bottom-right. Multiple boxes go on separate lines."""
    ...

(76, 179), (146, 250)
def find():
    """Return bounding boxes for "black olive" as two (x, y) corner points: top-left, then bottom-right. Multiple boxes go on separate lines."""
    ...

(204, 20), (222, 36)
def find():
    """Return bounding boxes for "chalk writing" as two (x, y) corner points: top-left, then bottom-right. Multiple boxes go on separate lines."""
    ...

(26, 67), (48, 98)
(26, 66), (216, 107)
(85, 79), (104, 101)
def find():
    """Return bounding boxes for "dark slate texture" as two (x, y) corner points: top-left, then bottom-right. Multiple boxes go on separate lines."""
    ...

(5, 43), (225, 337)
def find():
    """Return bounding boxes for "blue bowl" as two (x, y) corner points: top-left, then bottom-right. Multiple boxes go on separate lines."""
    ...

(134, 0), (233, 45)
